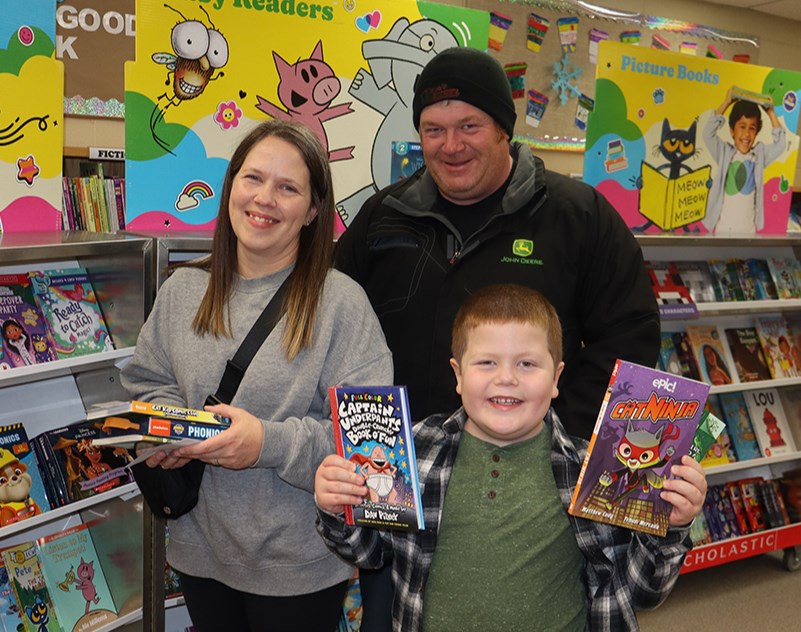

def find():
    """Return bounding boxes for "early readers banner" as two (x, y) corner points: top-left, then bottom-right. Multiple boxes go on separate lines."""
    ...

(124, 0), (488, 235)
(584, 41), (801, 235)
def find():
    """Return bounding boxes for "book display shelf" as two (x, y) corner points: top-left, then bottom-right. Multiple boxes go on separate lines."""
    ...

(0, 232), (153, 631)
(639, 234), (801, 574)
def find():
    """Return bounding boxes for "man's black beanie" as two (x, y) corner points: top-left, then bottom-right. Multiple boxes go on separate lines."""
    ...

(412, 47), (517, 138)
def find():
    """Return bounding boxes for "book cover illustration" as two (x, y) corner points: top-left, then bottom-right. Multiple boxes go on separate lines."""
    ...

(86, 400), (231, 452)
(0, 557), (25, 632)
(1, 542), (60, 632)
(735, 259), (760, 301)
(644, 261), (697, 319)
(674, 261), (717, 303)
(739, 477), (768, 532)
(725, 481), (751, 535)
(41, 422), (134, 503)
(744, 388), (797, 458)
(766, 257), (801, 299)
(37, 523), (118, 632)
(0, 423), (49, 527)
(755, 315), (800, 378)
(685, 325), (737, 386)
(637, 162), (712, 231)
(671, 331), (701, 380)
(568, 360), (710, 536)
(695, 403), (733, 468)
(28, 269), (115, 360)
(329, 386), (424, 531)
(724, 327), (772, 382)
(708, 260), (745, 302)
(718, 392), (762, 461)
(658, 332), (681, 375)
(0, 274), (59, 370)
(747, 259), (779, 300)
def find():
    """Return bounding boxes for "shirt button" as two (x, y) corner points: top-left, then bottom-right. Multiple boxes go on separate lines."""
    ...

(488, 490), (496, 499)
(491, 470), (500, 478)
(491, 453), (500, 463)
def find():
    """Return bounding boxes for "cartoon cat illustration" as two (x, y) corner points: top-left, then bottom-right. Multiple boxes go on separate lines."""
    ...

(654, 118), (698, 179)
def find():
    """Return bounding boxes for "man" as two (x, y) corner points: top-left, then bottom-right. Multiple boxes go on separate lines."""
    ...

(334, 46), (660, 629)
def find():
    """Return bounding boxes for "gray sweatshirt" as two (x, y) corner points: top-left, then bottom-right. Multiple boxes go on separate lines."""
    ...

(121, 265), (393, 596)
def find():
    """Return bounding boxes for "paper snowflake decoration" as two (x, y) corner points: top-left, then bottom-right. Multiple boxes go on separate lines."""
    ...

(551, 53), (583, 105)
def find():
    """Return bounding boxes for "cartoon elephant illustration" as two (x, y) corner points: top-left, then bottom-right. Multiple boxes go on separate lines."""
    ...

(336, 18), (458, 227)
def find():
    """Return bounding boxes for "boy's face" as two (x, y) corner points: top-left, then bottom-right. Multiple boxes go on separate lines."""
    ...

(450, 322), (564, 447)
(730, 115), (759, 154)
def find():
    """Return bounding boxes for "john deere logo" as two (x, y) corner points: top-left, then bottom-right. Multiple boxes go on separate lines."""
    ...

(512, 239), (533, 257)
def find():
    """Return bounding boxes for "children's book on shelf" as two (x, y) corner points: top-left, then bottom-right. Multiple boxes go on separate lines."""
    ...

(707, 259), (745, 302)
(766, 257), (801, 299)
(755, 315), (800, 378)
(697, 408), (733, 468)
(568, 360), (710, 537)
(1, 542), (61, 632)
(778, 385), (801, 451)
(657, 332), (681, 375)
(685, 325), (737, 386)
(744, 388), (797, 458)
(724, 326), (773, 382)
(718, 392), (762, 461)
(0, 274), (59, 369)
(724, 481), (751, 535)
(758, 479), (789, 528)
(0, 557), (25, 632)
(747, 259), (779, 300)
(0, 423), (50, 526)
(37, 522), (118, 632)
(674, 261), (717, 303)
(688, 403), (727, 463)
(329, 385), (424, 531)
(735, 259), (760, 301)
(644, 261), (697, 319)
(28, 268), (115, 359)
(86, 400), (231, 454)
(738, 477), (768, 532)
(37, 421), (135, 503)
(688, 510), (712, 547)
(671, 331), (701, 380)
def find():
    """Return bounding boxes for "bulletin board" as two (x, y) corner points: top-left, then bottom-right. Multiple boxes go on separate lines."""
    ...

(465, 0), (760, 151)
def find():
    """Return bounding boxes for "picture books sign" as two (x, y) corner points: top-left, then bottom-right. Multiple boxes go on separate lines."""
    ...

(584, 41), (801, 236)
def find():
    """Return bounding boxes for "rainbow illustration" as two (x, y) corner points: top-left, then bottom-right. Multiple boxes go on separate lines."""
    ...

(175, 180), (215, 212)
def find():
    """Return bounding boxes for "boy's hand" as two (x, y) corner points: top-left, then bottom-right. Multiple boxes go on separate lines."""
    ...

(662, 455), (708, 527)
(315, 454), (368, 514)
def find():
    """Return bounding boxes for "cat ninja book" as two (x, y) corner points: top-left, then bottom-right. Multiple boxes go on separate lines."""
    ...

(569, 360), (710, 536)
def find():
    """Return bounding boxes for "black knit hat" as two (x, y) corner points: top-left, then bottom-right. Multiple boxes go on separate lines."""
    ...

(412, 47), (516, 138)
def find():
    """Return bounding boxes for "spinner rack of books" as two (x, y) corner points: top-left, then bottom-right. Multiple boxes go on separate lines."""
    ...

(0, 232), (153, 632)
(639, 234), (801, 574)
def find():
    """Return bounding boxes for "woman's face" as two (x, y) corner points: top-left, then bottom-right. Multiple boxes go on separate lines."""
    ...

(228, 135), (317, 278)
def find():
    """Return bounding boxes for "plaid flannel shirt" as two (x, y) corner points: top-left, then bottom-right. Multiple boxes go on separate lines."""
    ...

(317, 407), (692, 631)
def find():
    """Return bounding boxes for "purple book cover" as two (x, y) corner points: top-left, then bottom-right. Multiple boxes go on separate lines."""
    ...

(569, 360), (710, 536)
(0, 274), (58, 369)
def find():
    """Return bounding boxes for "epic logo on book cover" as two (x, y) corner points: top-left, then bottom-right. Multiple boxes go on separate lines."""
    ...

(329, 385), (424, 531)
(569, 360), (709, 536)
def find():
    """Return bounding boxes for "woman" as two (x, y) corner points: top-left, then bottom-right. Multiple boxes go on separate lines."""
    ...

(121, 120), (393, 631)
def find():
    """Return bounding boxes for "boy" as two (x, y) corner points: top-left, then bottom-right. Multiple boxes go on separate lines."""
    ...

(316, 284), (707, 631)
(703, 86), (787, 235)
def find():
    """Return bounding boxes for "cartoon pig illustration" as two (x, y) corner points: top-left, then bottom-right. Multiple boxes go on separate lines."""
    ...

(256, 40), (354, 162)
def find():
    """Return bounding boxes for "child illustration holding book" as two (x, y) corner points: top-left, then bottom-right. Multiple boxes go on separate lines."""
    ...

(316, 284), (707, 631)
(702, 85), (788, 235)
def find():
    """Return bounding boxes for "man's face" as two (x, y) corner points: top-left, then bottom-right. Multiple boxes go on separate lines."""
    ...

(730, 115), (759, 154)
(418, 100), (513, 205)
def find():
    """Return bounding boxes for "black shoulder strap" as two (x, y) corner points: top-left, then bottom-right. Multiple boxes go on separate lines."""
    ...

(208, 275), (291, 406)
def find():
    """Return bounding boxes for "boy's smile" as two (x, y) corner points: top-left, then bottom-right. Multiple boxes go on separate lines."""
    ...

(450, 322), (564, 447)
(730, 115), (759, 154)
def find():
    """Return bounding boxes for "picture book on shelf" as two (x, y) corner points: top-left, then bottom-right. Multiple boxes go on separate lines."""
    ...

(755, 315), (800, 378)
(37, 522), (118, 632)
(657, 332), (681, 375)
(86, 400), (231, 453)
(724, 481), (751, 535)
(707, 259), (745, 302)
(28, 268), (115, 359)
(38, 421), (135, 503)
(0, 274), (58, 369)
(747, 259), (779, 300)
(671, 331), (701, 380)
(735, 259), (760, 301)
(696, 403), (733, 468)
(738, 477), (768, 532)
(724, 326), (772, 382)
(568, 360), (710, 537)
(329, 385), (424, 531)
(644, 261), (697, 319)
(718, 392), (762, 461)
(766, 257), (801, 299)
(685, 325), (737, 386)
(744, 388), (797, 457)
(0, 423), (50, 526)
(1, 542), (61, 632)
(0, 557), (25, 632)
(674, 261), (717, 303)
